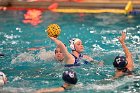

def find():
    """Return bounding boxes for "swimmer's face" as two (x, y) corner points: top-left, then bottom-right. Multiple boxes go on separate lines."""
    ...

(74, 40), (84, 53)
(55, 47), (64, 61)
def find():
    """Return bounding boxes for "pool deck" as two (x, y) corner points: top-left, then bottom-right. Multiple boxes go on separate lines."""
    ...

(0, 0), (140, 10)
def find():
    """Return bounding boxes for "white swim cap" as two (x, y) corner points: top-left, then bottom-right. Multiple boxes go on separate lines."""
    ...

(0, 71), (6, 87)
(69, 38), (81, 50)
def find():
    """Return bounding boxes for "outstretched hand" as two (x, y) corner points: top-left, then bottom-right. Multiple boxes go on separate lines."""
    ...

(118, 32), (126, 43)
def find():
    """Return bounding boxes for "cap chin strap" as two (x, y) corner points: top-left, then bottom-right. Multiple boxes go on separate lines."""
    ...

(70, 41), (75, 50)
(122, 68), (128, 72)
(117, 67), (127, 72)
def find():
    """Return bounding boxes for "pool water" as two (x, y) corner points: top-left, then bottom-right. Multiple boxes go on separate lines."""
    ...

(0, 10), (140, 93)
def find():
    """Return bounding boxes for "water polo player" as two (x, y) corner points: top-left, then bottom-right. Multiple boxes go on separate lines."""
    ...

(36, 69), (77, 93)
(112, 32), (134, 79)
(67, 38), (103, 67)
(47, 24), (78, 66)
(68, 38), (95, 65)
(48, 24), (103, 66)
(0, 71), (7, 87)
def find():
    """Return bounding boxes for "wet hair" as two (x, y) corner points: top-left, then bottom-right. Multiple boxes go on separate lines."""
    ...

(113, 56), (128, 70)
(62, 69), (77, 84)
(55, 44), (66, 54)
(55, 48), (60, 54)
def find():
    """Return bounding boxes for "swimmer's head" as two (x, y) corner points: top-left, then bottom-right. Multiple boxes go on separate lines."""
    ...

(55, 47), (64, 61)
(69, 38), (83, 52)
(0, 71), (7, 87)
(113, 56), (127, 70)
(62, 69), (77, 85)
(0, 54), (4, 57)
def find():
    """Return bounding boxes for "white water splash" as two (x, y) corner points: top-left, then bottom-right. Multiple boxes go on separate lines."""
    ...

(89, 76), (140, 91)
(11, 49), (55, 64)
(132, 35), (140, 44)
(92, 44), (105, 51)
(36, 49), (55, 61)
(12, 76), (22, 82)
(101, 36), (118, 45)
(0, 87), (35, 93)
(11, 52), (35, 64)
(4, 34), (20, 39)
(16, 27), (22, 33)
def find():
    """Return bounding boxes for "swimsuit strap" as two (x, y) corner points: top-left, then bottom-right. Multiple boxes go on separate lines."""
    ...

(79, 53), (83, 58)
(72, 54), (77, 59)
(72, 53), (83, 64)
(72, 53), (83, 58)
(61, 85), (66, 90)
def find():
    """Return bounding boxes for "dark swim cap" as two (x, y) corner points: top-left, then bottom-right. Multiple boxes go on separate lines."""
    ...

(113, 56), (128, 70)
(0, 54), (4, 57)
(62, 70), (77, 84)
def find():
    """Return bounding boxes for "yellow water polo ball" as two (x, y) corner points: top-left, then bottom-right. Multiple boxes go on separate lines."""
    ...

(46, 24), (61, 38)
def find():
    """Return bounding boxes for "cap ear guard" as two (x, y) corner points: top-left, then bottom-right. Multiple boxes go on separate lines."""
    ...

(69, 38), (81, 51)
(113, 56), (127, 69)
(69, 38), (76, 50)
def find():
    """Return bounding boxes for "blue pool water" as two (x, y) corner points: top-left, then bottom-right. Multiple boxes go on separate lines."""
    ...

(0, 10), (140, 93)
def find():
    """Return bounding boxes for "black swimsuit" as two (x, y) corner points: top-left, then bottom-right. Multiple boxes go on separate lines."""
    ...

(64, 54), (90, 67)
